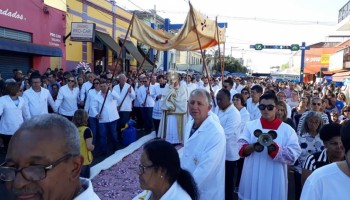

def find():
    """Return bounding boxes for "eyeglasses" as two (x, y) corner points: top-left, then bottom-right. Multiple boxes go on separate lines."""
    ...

(312, 103), (321, 106)
(137, 164), (154, 175)
(344, 110), (350, 113)
(68, 80), (75, 83)
(0, 154), (72, 182)
(93, 82), (100, 85)
(258, 104), (275, 111)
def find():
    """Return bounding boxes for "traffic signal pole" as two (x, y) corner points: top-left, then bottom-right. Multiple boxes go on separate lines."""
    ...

(250, 42), (309, 83)
(299, 42), (307, 83)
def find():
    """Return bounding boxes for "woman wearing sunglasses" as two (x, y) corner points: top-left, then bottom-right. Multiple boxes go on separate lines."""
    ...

(54, 74), (79, 121)
(340, 105), (350, 124)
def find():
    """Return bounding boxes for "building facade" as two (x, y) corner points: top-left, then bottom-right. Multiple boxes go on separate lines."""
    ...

(0, 0), (66, 78)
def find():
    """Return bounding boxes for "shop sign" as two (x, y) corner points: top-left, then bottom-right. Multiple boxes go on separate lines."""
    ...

(0, 8), (26, 21)
(71, 22), (95, 42)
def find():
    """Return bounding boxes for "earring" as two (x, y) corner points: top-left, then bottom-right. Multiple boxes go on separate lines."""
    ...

(160, 175), (163, 179)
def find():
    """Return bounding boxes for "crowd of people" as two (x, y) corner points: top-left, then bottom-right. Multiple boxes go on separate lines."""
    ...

(0, 66), (350, 200)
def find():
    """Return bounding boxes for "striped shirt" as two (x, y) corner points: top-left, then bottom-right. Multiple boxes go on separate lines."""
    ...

(302, 149), (329, 171)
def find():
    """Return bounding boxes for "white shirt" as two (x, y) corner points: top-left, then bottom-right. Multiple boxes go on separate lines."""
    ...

(181, 115), (226, 200)
(301, 163), (350, 200)
(238, 107), (251, 133)
(23, 87), (55, 117)
(287, 98), (299, 108)
(91, 90), (119, 123)
(230, 88), (238, 101)
(113, 83), (135, 111)
(215, 104), (241, 161)
(80, 81), (93, 103)
(200, 84), (210, 92)
(184, 82), (197, 99)
(55, 85), (80, 116)
(133, 181), (191, 200)
(74, 178), (100, 200)
(234, 83), (244, 93)
(212, 84), (221, 94)
(84, 89), (100, 117)
(246, 98), (261, 120)
(137, 85), (156, 107)
(0, 96), (30, 135)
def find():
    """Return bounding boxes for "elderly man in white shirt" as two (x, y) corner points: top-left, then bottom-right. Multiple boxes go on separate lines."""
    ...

(55, 75), (80, 121)
(113, 74), (135, 140)
(91, 80), (120, 155)
(181, 89), (226, 200)
(23, 72), (56, 117)
(137, 76), (156, 132)
(215, 89), (241, 200)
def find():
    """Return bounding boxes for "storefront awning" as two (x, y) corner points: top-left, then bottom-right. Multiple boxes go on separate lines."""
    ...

(95, 31), (122, 55)
(121, 39), (153, 69)
(332, 71), (350, 82)
(0, 38), (62, 57)
(322, 69), (347, 75)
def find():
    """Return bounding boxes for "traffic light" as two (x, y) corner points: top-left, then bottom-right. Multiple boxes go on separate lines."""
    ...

(291, 44), (300, 51)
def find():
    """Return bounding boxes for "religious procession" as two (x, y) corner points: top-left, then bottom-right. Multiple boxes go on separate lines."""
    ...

(1, 0), (350, 200)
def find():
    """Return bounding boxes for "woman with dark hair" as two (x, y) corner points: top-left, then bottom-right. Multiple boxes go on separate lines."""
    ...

(0, 82), (30, 151)
(291, 96), (309, 129)
(301, 123), (345, 185)
(240, 88), (250, 102)
(136, 140), (199, 200)
(340, 105), (350, 124)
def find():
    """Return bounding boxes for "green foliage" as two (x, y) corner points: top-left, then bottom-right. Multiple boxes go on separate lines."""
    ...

(213, 56), (248, 73)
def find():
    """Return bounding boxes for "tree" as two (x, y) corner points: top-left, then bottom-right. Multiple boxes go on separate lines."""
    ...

(213, 56), (248, 73)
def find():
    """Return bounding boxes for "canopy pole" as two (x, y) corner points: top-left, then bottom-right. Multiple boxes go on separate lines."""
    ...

(137, 48), (151, 74)
(189, 3), (216, 107)
(216, 17), (224, 85)
(99, 12), (135, 116)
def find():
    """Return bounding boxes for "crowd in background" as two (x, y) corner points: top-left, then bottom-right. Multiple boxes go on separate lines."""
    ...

(0, 66), (350, 199)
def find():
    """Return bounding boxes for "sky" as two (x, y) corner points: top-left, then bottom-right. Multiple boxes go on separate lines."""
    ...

(115, 0), (350, 72)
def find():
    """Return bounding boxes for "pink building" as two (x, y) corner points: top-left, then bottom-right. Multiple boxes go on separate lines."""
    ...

(0, 0), (66, 78)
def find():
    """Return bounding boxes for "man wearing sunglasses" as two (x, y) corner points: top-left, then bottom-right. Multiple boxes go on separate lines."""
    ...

(0, 114), (100, 199)
(237, 93), (301, 200)
(297, 97), (329, 134)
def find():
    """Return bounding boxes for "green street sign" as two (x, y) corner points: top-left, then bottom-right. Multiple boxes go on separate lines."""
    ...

(291, 44), (300, 51)
(255, 44), (264, 50)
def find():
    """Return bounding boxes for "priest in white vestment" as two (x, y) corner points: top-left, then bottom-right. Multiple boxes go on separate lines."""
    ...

(158, 71), (187, 144)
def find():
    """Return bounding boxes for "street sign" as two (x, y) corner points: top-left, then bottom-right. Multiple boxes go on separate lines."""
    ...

(255, 44), (264, 50)
(290, 44), (300, 51)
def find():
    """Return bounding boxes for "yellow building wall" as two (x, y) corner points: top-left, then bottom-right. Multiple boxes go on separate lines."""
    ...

(44, 0), (67, 12)
(66, 0), (136, 70)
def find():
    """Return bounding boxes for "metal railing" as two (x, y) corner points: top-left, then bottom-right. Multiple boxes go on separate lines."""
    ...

(339, 1), (350, 23)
